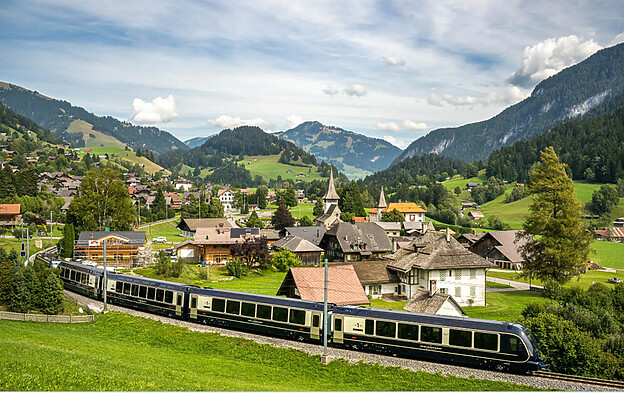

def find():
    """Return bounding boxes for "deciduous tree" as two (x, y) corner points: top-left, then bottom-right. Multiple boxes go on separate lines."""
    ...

(381, 209), (404, 222)
(271, 204), (295, 230)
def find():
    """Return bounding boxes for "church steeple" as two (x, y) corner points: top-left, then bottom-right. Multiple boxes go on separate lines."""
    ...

(323, 168), (340, 213)
(378, 187), (387, 210)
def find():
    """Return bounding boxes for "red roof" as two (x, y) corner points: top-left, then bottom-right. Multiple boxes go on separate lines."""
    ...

(279, 265), (370, 306)
(0, 204), (20, 215)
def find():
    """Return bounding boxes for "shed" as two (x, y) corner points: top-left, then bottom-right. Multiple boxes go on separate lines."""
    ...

(403, 289), (466, 317)
(271, 235), (322, 266)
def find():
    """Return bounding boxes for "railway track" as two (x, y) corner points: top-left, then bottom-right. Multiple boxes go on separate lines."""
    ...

(534, 370), (624, 390)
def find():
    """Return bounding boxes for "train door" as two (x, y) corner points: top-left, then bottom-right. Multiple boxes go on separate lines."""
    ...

(175, 292), (183, 317)
(190, 294), (198, 319)
(333, 315), (344, 344)
(310, 312), (321, 340)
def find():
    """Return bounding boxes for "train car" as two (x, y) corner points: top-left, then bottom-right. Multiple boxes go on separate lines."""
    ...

(187, 287), (328, 343)
(105, 273), (191, 319)
(331, 305), (544, 373)
(59, 261), (103, 299)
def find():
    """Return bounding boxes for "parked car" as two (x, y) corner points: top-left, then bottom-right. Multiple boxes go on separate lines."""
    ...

(165, 247), (174, 255)
(152, 236), (167, 243)
(607, 277), (622, 284)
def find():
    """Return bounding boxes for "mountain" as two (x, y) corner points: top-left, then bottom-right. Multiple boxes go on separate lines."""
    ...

(275, 121), (402, 179)
(396, 43), (624, 163)
(0, 82), (188, 154)
(0, 101), (64, 146)
(184, 135), (213, 148)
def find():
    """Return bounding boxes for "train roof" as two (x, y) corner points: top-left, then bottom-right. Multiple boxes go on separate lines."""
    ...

(188, 286), (328, 311)
(333, 305), (524, 333)
(59, 260), (105, 275)
(107, 272), (192, 292)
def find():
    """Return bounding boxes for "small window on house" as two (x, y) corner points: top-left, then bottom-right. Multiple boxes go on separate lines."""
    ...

(439, 288), (447, 294)
(449, 329), (472, 347)
(365, 319), (374, 335)
(212, 298), (226, 313)
(456, 269), (462, 280)
(420, 270), (425, 279)
(439, 270), (447, 281)
(455, 286), (461, 298)
(421, 326), (442, 343)
(470, 286), (476, 297)
(470, 269), (477, 279)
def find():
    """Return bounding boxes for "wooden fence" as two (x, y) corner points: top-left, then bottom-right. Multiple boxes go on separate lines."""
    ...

(0, 311), (94, 323)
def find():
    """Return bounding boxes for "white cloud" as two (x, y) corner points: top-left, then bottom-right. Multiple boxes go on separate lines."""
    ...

(507, 35), (602, 88)
(208, 115), (270, 129)
(343, 83), (367, 97)
(285, 114), (303, 129)
(428, 86), (530, 108)
(321, 85), (339, 96)
(130, 95), (178, 123)
(610, 32), (624, 46)
(382, 56), (406, 66)
(427, 93), (443, 106)
(382, 135), (408, 149)
(376, 121), (400, 132)
(403, 120), (428, 130)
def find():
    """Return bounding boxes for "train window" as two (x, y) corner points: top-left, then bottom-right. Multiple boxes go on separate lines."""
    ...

(226, 300), (240, 315)
(449, 329), (472, 347)
(147, 287), (155, 300)
(506, 336), (519, 353)
(421, 326), (442, 344)
(212, 298), (226, 313)
(474, 332), (498, 351)
(116, 281), (123, 293)
(165, 291), (173, 304)
(312, 315), (320, 328)
(83, 274), (89, 285)
(241, 302), (255, 317)
(156, 289), (164, 302)
(290, 309), (306, 325)
(273, 307), (288, 322)
(257, 304), (271, 319)
(123, 283), (131, 295)
(70, 270), (76, 281)
(334, 318), (342, 331)
(398, 323), (419, 341)
(139, 286), (147, 298)
(191, 297), (197, 309)
(176, 294), (182, 306)
(365, 319), (374, 335)
(375, 321), (396, 338)
(131, 284), (139, 297)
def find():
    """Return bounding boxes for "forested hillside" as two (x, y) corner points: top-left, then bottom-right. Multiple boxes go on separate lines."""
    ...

(486, 106), (624, 183)
(0, 82), (187, 154)
(0, 102), (63, 145)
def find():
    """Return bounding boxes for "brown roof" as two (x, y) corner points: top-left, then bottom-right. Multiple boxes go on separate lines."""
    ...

(272, 235), (323, 253)
(403, 289), (466, 315)
(456, 233), (484, 244)
(178, 218), (232, 232)
(472, 230), (531, 263)
(384, 230), (495, 272)
(0, 204), (20, 215)
(595, 227), (624, 238)
(332, 260), (400, 285)
(276, 265), (369, 306)
(323, 222), (392, 254)
(193, 227), (259, 245)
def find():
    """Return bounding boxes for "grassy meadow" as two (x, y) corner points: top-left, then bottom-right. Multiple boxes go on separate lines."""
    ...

(487, 269), (624, 290)
(591, 240), (624, 269)
(78, 145), (167, 174)
(199, 155), (327, 183)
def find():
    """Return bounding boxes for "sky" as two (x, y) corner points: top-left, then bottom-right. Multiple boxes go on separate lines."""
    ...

(1, 1), (623, 149)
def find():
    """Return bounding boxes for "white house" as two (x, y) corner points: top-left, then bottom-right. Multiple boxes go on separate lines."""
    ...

(218, 189), (235, 212)
(174, 179), (193, 192)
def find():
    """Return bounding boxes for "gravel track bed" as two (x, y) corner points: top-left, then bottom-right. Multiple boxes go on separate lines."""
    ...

(66, 290), (613, 391)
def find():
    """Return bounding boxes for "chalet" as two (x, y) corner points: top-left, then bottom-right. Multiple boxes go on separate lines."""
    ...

(461, 201), (476, 210)
(456, 232), (485, 248)
(468, 230), (532, 270)
(403, 289), (466, 317)
(173, 179), (193, 191)
(594, 227), (624, 243)
(403, 221), (436, 236)
(383, 229), (495, 306)
(373, 221), (401, 238)
(174, 227), (260, 263)
(259, 228), (280, 244)
(217, 189), (235, 212)
(164, 192), (183, 209)
(320, 222), (392, 262)
(271, 235), (323, 266)
(74, 231), (148, 268)
(467, 210), (485, 220)
(0, 204), (21, 228)
(177, 218), (232, 238)
(276, 265), (370, 306)
(282, 226), (326, 246)
(466, 182), (480, 190)
(333, 260), (401, 299)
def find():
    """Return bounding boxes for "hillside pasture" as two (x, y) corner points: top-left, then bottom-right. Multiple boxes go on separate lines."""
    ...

(78, 145), (168, 174)
(67, 119), (126, 148)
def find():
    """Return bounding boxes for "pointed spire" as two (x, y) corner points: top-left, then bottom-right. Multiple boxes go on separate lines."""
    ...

(323, 168), (340, 201)
(378, 187), (387, 210)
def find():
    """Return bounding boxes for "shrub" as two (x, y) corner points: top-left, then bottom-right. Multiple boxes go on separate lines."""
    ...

(271, 249), (300, 272)
(226, 259), (247, 278)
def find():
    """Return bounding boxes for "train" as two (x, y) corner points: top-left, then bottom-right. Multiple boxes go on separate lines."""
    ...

(57, 260), (546, 374)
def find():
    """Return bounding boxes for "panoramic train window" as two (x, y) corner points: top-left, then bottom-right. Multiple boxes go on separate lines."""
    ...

(156, 289), (164, 302)
(241, 302), (256, 317)
(226, 300), (240, 315)
(147, 287), (155, 300)
(273, 307), (288, 322)
(116, 281), (123, 293)
(123, 283), (131, 295)
(449, 329), (472, 347)
(212, 298), (226, 313)
(257, 304), (271, 319)
(290, 309), (306, 325)
(421, 326), (442, 344)
(398, 323), (419, 341)
(474, 332), (498, 351)
(165, 291), (173, 304)
(139, 286), (147, 298)
(131, 284), (139, 297)
(312, 315), (320, 328)
(70, 270), (76, 281)
(365, 319), (374, 335)
(375, 321), (396, 338)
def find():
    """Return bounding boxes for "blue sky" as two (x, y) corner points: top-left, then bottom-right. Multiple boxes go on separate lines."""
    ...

(1, 0), (623, 148)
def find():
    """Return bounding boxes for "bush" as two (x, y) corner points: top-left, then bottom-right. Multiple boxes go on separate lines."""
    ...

(271, 249), (300, 272)
(226, 259), (247, 278)
(170, 258), (186, 278)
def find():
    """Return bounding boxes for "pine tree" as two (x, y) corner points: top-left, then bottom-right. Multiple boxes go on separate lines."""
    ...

(23, 266), (41, 310)
(247, 211), (264, 229)
(59, 223), (75, 258)
(520, 147), (593, 284)
(0, 164), (16, 198)
(313, 199), (324, 217)
(9, 270), (31, 313)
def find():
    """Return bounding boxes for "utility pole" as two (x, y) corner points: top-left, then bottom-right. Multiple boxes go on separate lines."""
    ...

(138, 199), (141, 227)
(103, 240), (107, 312)
(321, 258), (330, 365)
(50, 211), (53, 247)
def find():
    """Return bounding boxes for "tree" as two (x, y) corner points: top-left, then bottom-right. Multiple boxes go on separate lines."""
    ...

(246, 211), (264, 229)
(58, 223), (75, 258)
(519, 147), (592, 285)
(313, 199), (324, 217)
(9, 270), (30, 313)
(0, 164), (16, 198)
(381, 209), (404, 222)
(229, 237), (269, 268)
(592, 185), (619, 216)
(271, 249), (301, 272)
(340, 182), (366, 217)
(254, 186), (268, 209)
(154, 250), (172, 276)
(15, 166), (38, 196)
(39, 273), (64, 315)
(206, 197), (225, 218)
(151, 189), (167, 220)
(276, 187), (297, 208)
(453, 186), (461, 195)
(226, 258), (247, 278)
(298, 215), (314, 227)
(271, 204), (295, 230)
(67, 168), (134, 232)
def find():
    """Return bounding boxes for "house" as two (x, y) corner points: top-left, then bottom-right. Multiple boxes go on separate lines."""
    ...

(314, 169), (341, 230)
(163, 192), (183, 209)
(275, 265), (370, 306)
(320, 222), (392, 262)
(271, 235), (323, 266)
(382, 229), (495, 307)
(282, 226), (326, 246)
(74, 231), (148, 268)
(469, 230), (532, 270)
(373, 221), (401, 238)
(467, 210), (485, 220)
(594, 227), (624, 243)
(613, 218), (624, 227)
(0, 204), (21, 228)
(456, 232), (485, 248)
(173, 179), (193, 191)
(403, 289), (466, 317)
(217, 189), (235, 212)
(177, 218), (232, 238)
(260, 229), (280, 244)
(403, 221), (436, 236)
(174, 227), (260, 263)
(334, 260), (401, 298)
(461, 201), (476, 210)
(368, 187), (428, 223)
(466, 182), (480, 190)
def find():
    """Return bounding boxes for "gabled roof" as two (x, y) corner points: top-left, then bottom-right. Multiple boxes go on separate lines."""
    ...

(373, 222), (401, 231)
(384, 202), (426, 214)
(76, 231), (146, 246)
(403, 221), (436, 232)
(284, 226), (326, 246)
(403, 289), (466, 315)
(177, 218), (232, 232)
(314, 203), (340, 224)
(333, 260), (400, 285)
(193, 227), (259, 245)
(384, 230), (495, 272)
(323, 169), (340, 200)
(470, 230), (531, 263)
(323, 222), (392, 253)
(468, 210), (485, 218)
(456, 232), (484, 245)
(272, 235), (322, 253)
(276, 265), (369, 305)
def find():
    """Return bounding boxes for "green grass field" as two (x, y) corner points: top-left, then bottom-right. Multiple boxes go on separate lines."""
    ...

(0, 313), (538, 391)
(591, 240), (624, 269)
(464, 291), (551, 322)
(143, 219), (186, 243)
(199, 155), (327, 183)
(67, 119), (126, 148)
(266, 202), (314, 219)
(487, 269), (624, 289)
(78, 145), (167, 175)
